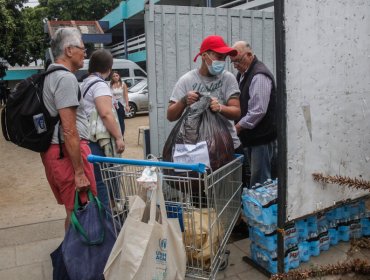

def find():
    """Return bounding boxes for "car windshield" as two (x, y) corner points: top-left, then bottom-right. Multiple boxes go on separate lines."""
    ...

(128, 80), (147, 92)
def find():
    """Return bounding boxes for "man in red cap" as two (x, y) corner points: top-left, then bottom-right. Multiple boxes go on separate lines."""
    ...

(167, 35), (242, 152)
(167, 35), (249, 239)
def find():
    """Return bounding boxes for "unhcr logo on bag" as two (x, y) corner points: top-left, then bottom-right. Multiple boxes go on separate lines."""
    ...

(155, 238), (167, 263)
(159, 238), (167, 251)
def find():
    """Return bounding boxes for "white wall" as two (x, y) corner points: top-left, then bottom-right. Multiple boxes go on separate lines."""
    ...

(285, 0), (370, 220)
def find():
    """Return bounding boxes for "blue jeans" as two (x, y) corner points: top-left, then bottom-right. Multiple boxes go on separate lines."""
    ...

(89, 141), (109, 208)
(245, 140), (276, 187)
(117, 102), (125, 136)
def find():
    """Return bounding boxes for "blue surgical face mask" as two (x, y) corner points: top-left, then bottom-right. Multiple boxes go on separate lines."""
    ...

(206, 53), (225, 75)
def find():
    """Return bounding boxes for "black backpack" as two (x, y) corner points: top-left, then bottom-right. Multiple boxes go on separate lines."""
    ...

(1, 67), (71, 153)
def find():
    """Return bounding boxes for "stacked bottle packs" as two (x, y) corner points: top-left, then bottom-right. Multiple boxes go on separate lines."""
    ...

(243, 180), (300, 273)
(242, 179), (278, 232)
(249, 223), (300, 274)
(242, 181), (368, 274)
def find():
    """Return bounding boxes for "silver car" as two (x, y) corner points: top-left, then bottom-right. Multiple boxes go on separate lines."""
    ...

(126, 79), (149, 118)
(122, 77), (146, 89)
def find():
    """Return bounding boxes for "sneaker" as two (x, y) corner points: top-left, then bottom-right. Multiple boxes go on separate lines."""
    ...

(232, 220), (249, 238)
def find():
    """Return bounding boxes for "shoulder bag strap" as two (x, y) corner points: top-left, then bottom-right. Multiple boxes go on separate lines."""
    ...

(82, 79), (106, 98)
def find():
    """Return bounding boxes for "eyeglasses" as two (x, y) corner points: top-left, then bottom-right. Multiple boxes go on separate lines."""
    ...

(231, 52), (248, 64)
(70, 45), (87, 53)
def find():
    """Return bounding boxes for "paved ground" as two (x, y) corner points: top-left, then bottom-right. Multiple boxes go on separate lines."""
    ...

(0, 111), (369, 279)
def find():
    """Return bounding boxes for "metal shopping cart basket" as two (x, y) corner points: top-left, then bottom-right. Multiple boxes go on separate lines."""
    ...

(88, 154), (243, 280)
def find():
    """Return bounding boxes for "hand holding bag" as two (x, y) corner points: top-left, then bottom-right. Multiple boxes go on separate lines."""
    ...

(104, 172), (186, 280)
(62, 190), (117, 280)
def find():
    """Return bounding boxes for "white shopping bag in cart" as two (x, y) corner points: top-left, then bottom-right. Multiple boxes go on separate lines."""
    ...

(103, 172), (186, 280)
(173, 141), (210, 171)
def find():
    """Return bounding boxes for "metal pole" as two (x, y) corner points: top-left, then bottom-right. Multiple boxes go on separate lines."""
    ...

(123, 21), (128, 59)
(274, 0), (287, 274)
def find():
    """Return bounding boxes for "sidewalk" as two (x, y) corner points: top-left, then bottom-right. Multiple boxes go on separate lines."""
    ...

(0, 114), (368, 279)
(1, 224), (366, 280)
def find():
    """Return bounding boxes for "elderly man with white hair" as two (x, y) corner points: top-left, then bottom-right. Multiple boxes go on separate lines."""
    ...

(41, 27), (97, 230)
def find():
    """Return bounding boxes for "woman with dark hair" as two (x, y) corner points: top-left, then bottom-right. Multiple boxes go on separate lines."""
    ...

(81, 49), (125, 207)
(110, 71), (129, 136)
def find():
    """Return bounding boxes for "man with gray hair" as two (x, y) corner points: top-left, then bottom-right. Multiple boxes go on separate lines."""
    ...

(41, 27), (97, 229)
(231, 41), (277, 187)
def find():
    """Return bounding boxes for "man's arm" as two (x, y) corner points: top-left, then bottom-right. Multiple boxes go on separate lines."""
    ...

(236, 74), (272, 133)
(210, 96), (241, 120)
(123, 83), (130, 112)
(167, 91), (200, 121)
(95, 95), (125, 153)
(59, 107), (91, 191)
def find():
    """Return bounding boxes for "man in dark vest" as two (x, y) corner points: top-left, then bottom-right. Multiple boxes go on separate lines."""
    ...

(231, 41), (277, 187)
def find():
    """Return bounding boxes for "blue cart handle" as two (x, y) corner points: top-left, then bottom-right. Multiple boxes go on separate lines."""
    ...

(87, 155), (207, 173)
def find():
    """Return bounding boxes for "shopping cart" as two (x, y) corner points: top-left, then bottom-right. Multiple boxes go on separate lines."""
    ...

(88, 154), (243, 280)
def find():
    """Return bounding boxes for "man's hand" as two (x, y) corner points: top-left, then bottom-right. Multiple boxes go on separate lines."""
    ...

(75, 172), (90, 192)
(235, 123), (242, 135)
(210, 97), (222, 113)
(183, 91), (200, 106)
(115, 138), (125, 154)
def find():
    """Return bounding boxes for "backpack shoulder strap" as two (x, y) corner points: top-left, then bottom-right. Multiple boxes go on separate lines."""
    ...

(44, 66), (70, 76)
(82, 79), (106, 98)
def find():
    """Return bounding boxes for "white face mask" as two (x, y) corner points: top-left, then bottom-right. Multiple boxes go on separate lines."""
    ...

(206, 53), (225, 75)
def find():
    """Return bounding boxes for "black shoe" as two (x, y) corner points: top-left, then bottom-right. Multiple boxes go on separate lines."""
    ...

(232, 220), (249, 238)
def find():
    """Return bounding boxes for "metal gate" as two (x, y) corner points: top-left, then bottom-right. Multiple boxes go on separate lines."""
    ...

(145, 4), (275, 156)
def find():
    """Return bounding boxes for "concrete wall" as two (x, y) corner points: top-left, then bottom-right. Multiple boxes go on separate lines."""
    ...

(145, 5), (275, 156)
(285, 0), (370, 220)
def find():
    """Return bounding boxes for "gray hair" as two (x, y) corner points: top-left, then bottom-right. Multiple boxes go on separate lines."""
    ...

(51, 27), (82, 59)
(233, 41), (253, 53)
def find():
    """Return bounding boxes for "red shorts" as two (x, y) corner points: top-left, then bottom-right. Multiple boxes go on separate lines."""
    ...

(41, 140), (97, 211)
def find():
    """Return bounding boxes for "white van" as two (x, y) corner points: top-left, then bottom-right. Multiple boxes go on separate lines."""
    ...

(75, 58), (147, 82)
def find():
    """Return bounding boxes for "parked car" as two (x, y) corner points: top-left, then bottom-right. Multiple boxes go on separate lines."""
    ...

(126, 79), (149, 118)
(122, 77), (146, 89)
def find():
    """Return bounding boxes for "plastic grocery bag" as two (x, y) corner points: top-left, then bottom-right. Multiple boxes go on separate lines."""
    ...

(104, 172), (186, 280)
(62, 190), (117, 280)
(162, 95), (234, 192)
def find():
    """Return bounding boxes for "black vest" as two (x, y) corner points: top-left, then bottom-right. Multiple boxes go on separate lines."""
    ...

(237, 56), (277, 147)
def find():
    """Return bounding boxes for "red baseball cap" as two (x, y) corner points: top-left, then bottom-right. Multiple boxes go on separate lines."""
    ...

(193, 35), (238, 62)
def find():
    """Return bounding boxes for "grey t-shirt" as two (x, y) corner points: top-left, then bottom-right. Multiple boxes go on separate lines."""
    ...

(43, 64), (89, 143)
(170, 69), (241, 148)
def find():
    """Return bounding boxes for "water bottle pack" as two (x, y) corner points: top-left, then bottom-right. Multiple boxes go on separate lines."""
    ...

(296, 219), (308, 242)
(361, 211), (370, 236)
(337, 222), (350, 242)
(328, 227), (339, 246)
(306, 216), (319, 239)
(284, 245), (300, 270)
(249, 226), (277, 252)
(245, 183), (368, 273)
(349, 219), (362, 239)
(242, 179), (278, 228)
(284, 223), (298, 249)
(307, 236), (320, 257)
(317, 212), (328, 234)
(250, 242), (279, 274)
(298, 241), (310, 262)
(250, 242), (300, 274)
(318, 231), (330, 251)
(249, 223), (298, 253)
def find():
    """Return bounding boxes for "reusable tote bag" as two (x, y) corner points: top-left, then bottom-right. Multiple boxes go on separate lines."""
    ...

(104, 172), (186, 280)
(62, 190), (117, 280)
